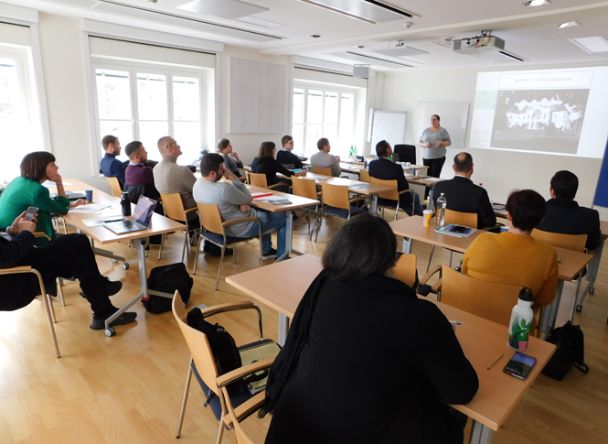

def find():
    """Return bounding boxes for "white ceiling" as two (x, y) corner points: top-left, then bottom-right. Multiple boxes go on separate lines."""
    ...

(7, 0), (608, 70)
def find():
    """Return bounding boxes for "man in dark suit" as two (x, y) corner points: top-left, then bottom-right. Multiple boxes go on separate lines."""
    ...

(432, 152), (496, 229)
(368, 140), (421, 215)
(276, 135), (304, 169)
(537, 170), (601, 250)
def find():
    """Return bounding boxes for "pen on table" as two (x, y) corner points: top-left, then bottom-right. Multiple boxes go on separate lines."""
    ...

(102, 218), (123, 223)
(486, 353), (504, 370)
(449, 320), (462, 326)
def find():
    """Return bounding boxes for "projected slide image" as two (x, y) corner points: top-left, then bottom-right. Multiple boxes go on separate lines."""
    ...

(491, 89), (589, 154)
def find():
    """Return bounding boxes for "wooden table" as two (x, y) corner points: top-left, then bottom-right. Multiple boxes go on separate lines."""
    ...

(389, 216), (593, 336)
(226, 254), (556, 444)
(58, 179), (186, 336)
(246, 184), (319, 261)
(405, 174), (443, 188)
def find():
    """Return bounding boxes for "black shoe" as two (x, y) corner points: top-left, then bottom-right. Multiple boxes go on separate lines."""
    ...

(105, 279), (122, 296)
(90, 311), (137, 330)
(204, 247), (234, 257)
(262, 248), (277, 260)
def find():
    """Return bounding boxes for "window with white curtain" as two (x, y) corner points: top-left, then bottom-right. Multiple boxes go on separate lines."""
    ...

(0, 44), (44, 181)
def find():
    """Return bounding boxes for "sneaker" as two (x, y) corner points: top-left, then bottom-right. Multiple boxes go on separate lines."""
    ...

(262, 248), (277, 260)
(90, 311), (137, 330)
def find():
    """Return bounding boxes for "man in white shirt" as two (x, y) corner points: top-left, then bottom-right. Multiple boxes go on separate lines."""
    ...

(310, 137), (341, 177)
(193, 153), (287, 260)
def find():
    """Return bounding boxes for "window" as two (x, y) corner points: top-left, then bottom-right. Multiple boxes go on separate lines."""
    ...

(0, 45), (44, 181)
(291, 84), (362, 158)
(93, 63), (207, 163)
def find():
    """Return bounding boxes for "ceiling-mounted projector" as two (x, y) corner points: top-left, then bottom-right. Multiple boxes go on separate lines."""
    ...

(452, 33), (505, 53)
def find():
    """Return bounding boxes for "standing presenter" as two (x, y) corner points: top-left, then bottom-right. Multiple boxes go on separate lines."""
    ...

(418, 114), (451, 178)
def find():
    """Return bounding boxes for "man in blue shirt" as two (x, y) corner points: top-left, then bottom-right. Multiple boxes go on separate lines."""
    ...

(100, 134), (126, 188)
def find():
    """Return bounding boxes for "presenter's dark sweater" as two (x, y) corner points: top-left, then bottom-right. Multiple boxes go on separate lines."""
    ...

(265, 274), (478, 444)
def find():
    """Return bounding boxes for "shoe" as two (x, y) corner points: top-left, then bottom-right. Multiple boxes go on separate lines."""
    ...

(262, 248), (277, 260)
(90, 310), (137, 330)
(105, 279), (122, 296)
(204, 247), (234, 257)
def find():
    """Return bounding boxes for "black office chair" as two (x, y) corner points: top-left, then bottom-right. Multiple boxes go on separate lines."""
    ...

(394, 144), (417, 164)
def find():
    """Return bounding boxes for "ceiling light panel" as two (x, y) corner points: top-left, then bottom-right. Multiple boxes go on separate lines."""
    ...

(178, 0), (268, 19)
(570, 36), (608, 53)
(375, 46), (429, 57)
(299, 0), (413, 24)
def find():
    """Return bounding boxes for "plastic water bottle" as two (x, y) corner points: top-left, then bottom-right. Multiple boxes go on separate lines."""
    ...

(435, 193), (447, 229)
(508, 288), (534, 351)
(120, 192), (131, 217)
(427, 189), (435, 214)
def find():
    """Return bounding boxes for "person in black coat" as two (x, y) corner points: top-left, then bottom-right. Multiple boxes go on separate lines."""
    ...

(263, 213), (479, 444)
(432, 152), (496, 229)
(276, 135), (304, 169)
(537, 170), (601, 250)
(0, 211), (136, 330)
(251, 141), (305, 191)
(368, 140), (422, 215)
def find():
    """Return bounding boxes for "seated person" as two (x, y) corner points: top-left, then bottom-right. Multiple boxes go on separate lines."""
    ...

(537, 170), (601, 251)
(251, 141), (305, 191)
(368, 139), (422, 216)
(263, 213), (478, 444)
(125, 141), (160, 200)
(99, 134), (126, 188)
(0, 211), (136, 330)
(462, 189), (559, 307)
(0, 152), (85, 245)
(217, 138), (243, 178)
(310, 137), (341, 177)
(276, 135), (304, 169)
(432, 152), (496, 229)
(193, 153), (287, 260)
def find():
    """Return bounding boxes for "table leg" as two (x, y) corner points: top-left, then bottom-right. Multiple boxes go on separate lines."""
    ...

(540, 279), (564, 337)
(370, 194), (378, 215)
(470, 421), (494, 444)
(402, 237), (413, 254)
(585, 238), (604, 294)
(276, 210), (293, 262)
(278, 313), (290, 346)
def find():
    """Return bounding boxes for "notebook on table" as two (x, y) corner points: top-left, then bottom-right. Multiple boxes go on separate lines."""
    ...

(104, 196), (157, 235)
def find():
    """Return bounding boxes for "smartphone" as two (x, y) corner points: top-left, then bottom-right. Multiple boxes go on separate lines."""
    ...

(503, 351), (537, 380)
(449, 225), (471, 234)
(24, 206), (39, 221)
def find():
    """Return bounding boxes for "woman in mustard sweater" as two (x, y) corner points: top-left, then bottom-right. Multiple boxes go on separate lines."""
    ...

(462, 189), (558, 306)
(0, 152), (85, 244)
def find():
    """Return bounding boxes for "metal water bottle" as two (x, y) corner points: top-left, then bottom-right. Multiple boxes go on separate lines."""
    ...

(120, 192), (131, 217)
(508, 287), (534, 351)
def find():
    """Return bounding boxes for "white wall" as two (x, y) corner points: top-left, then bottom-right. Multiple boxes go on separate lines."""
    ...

(382, 67), (602, 206)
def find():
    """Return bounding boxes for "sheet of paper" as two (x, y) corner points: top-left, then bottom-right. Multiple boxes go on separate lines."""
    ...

(69, 203), (113, 213)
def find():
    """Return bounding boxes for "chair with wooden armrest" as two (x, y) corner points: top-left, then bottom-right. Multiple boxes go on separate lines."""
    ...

(370, 177), (416, 220)
(194, 203), (264, 289)
(159, 193), (198, 263)
(393, 254), (418, 288)
(220, 384), (268, 444)
(172, 293), (279, 444)
(0, 266), (60, 358)
(358, 169), (371, 183)
(311, 166), (332, 176)
(291, 177), (321, 241)
(246, 172), (285, 191)
(531, 229), (589, 315)
(318, 183), (366, 240)
(106, 176), (123, 197)
(426, 209), (478, 272)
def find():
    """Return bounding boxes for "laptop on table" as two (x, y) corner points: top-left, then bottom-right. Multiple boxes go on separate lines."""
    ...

(104, 196), (157, 235)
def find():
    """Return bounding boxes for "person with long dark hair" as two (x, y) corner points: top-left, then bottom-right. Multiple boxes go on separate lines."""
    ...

(251, 141), (305, 191)
(263, 213), (478, 443)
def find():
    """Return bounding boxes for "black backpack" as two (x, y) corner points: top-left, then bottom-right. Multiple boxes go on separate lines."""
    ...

(143, 263), (193, 313)
(542, 321), (590, 380)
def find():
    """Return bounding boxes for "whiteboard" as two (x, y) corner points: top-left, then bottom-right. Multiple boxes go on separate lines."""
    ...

(371, 110), (406, 153)
(414, 102), (469, 149)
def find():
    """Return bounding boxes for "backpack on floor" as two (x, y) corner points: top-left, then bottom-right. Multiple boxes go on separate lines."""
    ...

(143, 263), (193, 314)
(542, 321), (590, 380)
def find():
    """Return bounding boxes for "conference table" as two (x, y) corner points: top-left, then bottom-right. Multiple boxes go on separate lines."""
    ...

(56, 179), (186, 336)
(246, 184), (319, 261)
(226, 254), (556, 444)
(390, 216), (593, 336)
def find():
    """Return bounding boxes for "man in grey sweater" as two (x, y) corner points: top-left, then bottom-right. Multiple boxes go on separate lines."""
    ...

(310, 137), (341, 177)
(193, 153), (287, 260)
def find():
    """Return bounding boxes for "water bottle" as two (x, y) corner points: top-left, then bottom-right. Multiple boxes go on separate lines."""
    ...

(508, 287), (534, 351)
(120, 192), (131, 217)
(427, 189), (435, 214)
(435, 193), (447, 229)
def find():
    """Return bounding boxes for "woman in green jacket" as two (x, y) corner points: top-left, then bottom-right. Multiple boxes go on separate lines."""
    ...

(0, 151), (85, 244)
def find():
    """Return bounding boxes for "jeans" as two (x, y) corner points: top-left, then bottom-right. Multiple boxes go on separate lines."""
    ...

(242, 210), (287, 258)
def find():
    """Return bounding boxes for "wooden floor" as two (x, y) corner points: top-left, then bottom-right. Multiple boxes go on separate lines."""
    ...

(1, 214), (607, 444)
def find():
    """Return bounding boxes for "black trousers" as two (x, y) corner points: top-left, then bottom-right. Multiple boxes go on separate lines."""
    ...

(423, 157), (446, 198)
(0, 234), (114, 316)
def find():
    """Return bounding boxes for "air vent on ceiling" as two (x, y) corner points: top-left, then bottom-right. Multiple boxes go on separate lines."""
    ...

(339, 51), (413, 68)
(95, 0), (283, 42)
(299, 0), (415, 24)
(375, 45), (429, 57)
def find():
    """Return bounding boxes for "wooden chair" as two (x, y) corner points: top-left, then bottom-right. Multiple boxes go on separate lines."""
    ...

(106, 176), (123, 197)
(159, 193), (198, 262)
(172, 292), (277, 444)
(532, 229), (588, 314)
(358, 169), (371, 183)
(318, 183), (366, 239)
(312, 166), (332, 176)
(370, 177), (417, 220)
(393, 254), (418, 288)
(291, 177), (321, 241)
(426, 209), (478, 272)
(439, 266), (522, 327)
(246, 172), (284, 190)
(194, 203), (263, 289)
(0, 266), (60, 358)
(220, 385), (266, 444)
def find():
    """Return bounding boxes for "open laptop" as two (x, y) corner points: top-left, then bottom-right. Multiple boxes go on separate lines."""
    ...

(104, 196), (157, 235)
